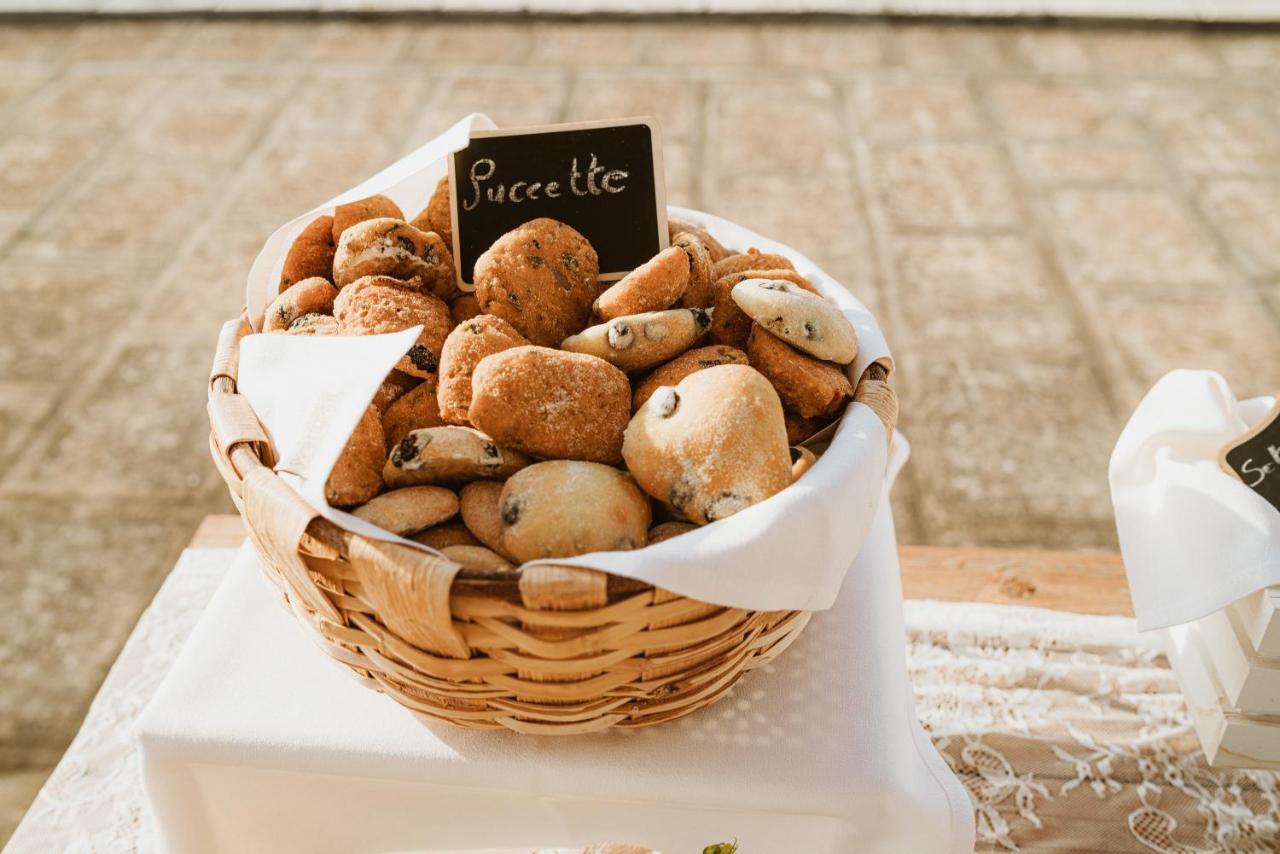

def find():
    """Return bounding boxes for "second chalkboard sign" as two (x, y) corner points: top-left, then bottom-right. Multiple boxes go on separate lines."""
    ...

(1221, 399), (1280, 513)
(448, 117), (668, 289)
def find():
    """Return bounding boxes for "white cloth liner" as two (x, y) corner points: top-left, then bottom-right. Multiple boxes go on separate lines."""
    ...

(1110, 369), (1280, 631)
(235, 113), (894, 613)
(137, 442), (975, 854)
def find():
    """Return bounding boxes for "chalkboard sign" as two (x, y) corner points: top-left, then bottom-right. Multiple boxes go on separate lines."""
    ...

(1221, 400), (1280, 512)
(448, 117), (668, 289)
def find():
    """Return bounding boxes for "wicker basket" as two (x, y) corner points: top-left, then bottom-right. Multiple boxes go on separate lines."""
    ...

(207, 312), (898, 734)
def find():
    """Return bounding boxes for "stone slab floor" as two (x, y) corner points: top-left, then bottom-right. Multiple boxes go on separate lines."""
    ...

(1, 13), (1279, 841)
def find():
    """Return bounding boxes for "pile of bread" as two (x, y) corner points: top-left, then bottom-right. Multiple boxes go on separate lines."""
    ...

(259, 179), (861, 572)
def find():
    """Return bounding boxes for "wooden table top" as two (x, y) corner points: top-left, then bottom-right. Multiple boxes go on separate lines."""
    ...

(191, 515), (1134, 618)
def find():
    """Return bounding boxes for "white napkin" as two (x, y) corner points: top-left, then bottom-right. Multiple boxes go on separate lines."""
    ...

(1110, 370), (1280, 630)
(237, 327), (436, 549)
(235, 115), (894, 613)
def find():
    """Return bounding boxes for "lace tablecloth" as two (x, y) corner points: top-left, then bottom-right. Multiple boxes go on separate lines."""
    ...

(8, 548), (1280, 853)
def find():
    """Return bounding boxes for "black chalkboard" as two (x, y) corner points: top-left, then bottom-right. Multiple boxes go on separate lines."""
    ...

(448, 118), (668, 288)
(1221, 400), (1280, 512)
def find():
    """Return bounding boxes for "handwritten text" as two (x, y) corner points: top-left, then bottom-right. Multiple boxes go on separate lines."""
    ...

(462, 154), (629, 212)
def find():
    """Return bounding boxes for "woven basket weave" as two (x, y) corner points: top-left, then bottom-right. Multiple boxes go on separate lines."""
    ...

(207, 312), (898, 734)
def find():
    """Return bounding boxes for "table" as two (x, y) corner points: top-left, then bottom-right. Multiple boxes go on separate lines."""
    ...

(7, 518), (1278, 853)
(189, 516), (1138, 616)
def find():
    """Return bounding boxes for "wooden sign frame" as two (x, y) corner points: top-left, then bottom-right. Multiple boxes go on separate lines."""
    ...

(447, 117), (668, 291)
(1219, 397), (1280, 507)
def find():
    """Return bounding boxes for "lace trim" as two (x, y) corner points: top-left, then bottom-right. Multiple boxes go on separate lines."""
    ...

(907, 601), (1280, 853)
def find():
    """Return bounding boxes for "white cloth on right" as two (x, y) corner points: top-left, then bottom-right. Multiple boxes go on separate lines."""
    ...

(1110, 369), (1280, 631)
(137, 443), (974, 854)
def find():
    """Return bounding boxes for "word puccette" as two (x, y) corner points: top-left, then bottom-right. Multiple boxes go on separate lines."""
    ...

(460, 154), (629, 211)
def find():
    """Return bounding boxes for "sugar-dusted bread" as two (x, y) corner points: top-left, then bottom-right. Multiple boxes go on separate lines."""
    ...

(671, 231), (715, 309)
(331, 193), (404, 242)
(647, 521), (697, 545)
(561, 307), (711, 373)
(370, 370), (419, 415)
(747, 324), (852, 419)
(381, 382), (444, 448)
(383, 426), (530, 487)
(332, 217), (455, 298)
(263, 277), (337, 332)
(498, 461), (651, 562)
(732, 277), (857, 364)
(324, 404), (385, 507)
(666, 216), (730, 262)
(473, 218), (599, 347)
(459, 480), (515, 560)
(280, 216), (336, 292)
(410, 523), (480, 550)
(449, 293), (482, 325)
(410, 175), (453, 250)
(709, 268), (816, 349)
(631, 344), (747, 412)
(784, 408), (830, 445)
(283, 313), (339, 335)
(711, 247), (794, 280)
(593, 246), (689, 319)
(623, 364), (791, 524)
(333, 275), (452, 380)
(440, 544), (515, 572)
(352, 486), (458, 536)
(469, 346), (631, 464)
(437, 314), (528, 425)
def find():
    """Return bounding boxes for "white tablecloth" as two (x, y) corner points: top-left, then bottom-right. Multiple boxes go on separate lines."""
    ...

(12, 549), (1279, 852)
(134, 495), (972, 854)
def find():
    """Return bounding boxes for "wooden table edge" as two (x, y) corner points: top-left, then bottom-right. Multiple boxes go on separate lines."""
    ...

(188, 514), (1134, 618)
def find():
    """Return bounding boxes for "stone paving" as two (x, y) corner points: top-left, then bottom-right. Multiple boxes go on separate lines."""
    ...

(2, 14), (1280, 841)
